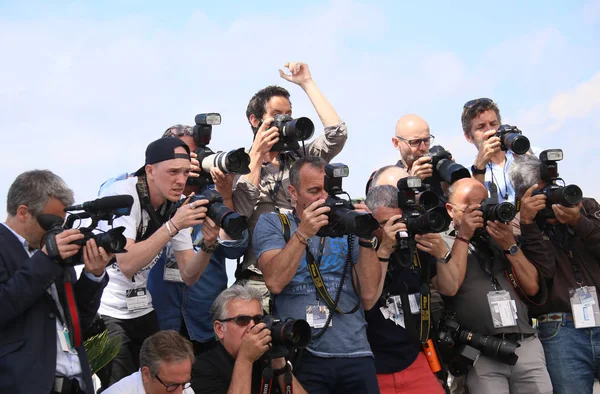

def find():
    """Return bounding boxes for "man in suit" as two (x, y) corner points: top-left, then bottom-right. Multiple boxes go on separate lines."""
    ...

(0, 170), (110, 394)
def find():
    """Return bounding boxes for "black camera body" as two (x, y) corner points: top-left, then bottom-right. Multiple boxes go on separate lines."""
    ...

(396, 177), (450, 235)
(480, 198), (517, 223)
(188, 113), (251, 187)
(262, 316), (311, 357)
(317, 164), (379, 239)
(495, 124), (530, 155)
(437, 310), (520, 375)
(428, 145), (471, 185)
(269, 114), (315, 152)
(532, 149), (583, 219)
(39, 195), (133, 266)
(182, 190), (247, 240)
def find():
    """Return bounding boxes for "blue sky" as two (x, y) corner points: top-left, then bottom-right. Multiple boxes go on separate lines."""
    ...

(1, 0), (598, 207)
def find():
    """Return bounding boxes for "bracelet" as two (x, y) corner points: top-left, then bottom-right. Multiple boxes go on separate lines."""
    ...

(199, 240), (219, 253)
(378, 256), (390, 262)
(273, 361), (293, 377)
(169, 219), (180, 233)
(455, 235), (470, 246)
(294, 232), (308, 245)
(295, 229), (310, 245)
(165, 221), (175, 237)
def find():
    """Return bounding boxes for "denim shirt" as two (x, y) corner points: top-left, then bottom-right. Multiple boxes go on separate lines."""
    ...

(253, 212), (373, 358)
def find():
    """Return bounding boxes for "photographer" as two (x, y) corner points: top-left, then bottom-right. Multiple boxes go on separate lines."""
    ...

(146, 125), (248, 356)
(97, 137), (222, 387)
(192, 285), (307, 394)
(364, 184), (456, 393)
(0, 170), (110, 394)
(252, 156), (382, 393)
(233, 62), (347, 310)
(437, 177), (552, 393)
(510, 154), (600, 394)
(392, 114), (435, 180)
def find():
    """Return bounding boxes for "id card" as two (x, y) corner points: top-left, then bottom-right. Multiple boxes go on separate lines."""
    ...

(126, 287), (150, 311)
(306, 305), (331, 328)
(163, 259), (184, 283)
(57, 327), (77, 354)
(487, 290), (517, 328)
(570, 286), (600, 328)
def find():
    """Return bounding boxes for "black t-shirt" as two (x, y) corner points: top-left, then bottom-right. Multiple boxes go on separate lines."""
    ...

(366, 249), (437, 374)
(192, 343), (280, 394)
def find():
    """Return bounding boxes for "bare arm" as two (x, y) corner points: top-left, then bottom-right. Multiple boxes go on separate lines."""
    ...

(271, 358), (307, 394)
(354, 243), (382, 309)
(431, 238), (470, 296)
(116, 226), (171, 279)
(226, 359), (253, 394)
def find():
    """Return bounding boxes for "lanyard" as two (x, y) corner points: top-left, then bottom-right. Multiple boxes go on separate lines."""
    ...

(469, 235), (502, 291)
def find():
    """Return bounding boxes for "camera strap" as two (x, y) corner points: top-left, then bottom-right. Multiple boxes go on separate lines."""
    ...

(135, 176), (176, 242)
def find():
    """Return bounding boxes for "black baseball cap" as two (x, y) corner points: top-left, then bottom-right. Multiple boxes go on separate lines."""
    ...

(134, 137), (191, 176)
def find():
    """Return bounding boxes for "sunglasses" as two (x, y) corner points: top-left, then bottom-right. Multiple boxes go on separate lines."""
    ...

(463, 98), (495, 111)
(217, 314), (263, 327)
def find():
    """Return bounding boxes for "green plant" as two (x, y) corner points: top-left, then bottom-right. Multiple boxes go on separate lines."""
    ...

(84, 329), (121, 375)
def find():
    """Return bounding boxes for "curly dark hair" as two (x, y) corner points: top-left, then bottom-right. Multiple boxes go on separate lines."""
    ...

(461, 99), (502, 136)
(246, 85), (291, 133)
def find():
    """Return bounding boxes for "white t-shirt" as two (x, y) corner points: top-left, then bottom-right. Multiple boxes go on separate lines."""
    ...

(98, 176), (193, 319)
(103, 370), (195, 394)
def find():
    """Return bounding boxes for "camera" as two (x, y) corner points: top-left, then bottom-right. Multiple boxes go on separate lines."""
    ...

(437, 310), (519, 375)
(269, 114), (315, 152)
(495, 124), (530, 155)
(317, 164), (379, 239)
(480, 198), (517, 223)
(188, 113), (251, 187)
(532, 149), (583, 219)
(178, 190), (248, 240)
(428, 145), (471, 185)
(38, 195), (133, 266)
(396, 177), (450, 235)
(262, 316), (311, 355)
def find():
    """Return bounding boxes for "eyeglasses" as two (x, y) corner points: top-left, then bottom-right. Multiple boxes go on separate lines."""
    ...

(154, 374), (192, 392)
(217, 314), (263, 327)
(463, 98), (495, 111)
(395, 135), (435, 148)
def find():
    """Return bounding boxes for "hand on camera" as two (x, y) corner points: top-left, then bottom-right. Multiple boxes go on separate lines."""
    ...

(238, 322), (271, 363)
(200, 217), (220, 248)
(210, 168), (235, 200)
(474, 130), (501, 169)
(553, 202), (582, 226)
(409, 156), (433, 180)
(82, 238), (111, 277)
(519, 184), (546, 224)
(189, 151), (201, 178)
(298, 199), (330, 238)
(251, 117), (279, 159)
(457, 204), (484, 240)
(171, 195), (210, 231)
(42, 229), (84, 261)
(279, 62), (312, 87)
(415, 233), (448, 260)
(486, 220), (516, 250)
(379, 215), (406, 258)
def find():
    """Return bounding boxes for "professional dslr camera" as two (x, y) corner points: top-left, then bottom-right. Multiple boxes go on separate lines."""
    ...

(317, 163), (379, 239)
(427, 145), (471, 185)
(38, 195), (133, 266)
(480, 198), (517, 223)
(189, 113), (251, 187)
(262, 316), (311, 357)
(496, 124), (530, 155)
(268, 114), (315, 152)
(437, 310), (519, 376)
(532, 149), (583, 219)
(175, 190), (248, 240)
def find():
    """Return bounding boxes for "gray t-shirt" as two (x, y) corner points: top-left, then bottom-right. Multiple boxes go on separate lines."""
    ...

(253, 211), (373, 358)
(441, 233), (535, 336)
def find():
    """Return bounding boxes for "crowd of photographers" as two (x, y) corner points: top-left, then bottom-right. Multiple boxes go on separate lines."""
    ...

(1, 61), (598, 394)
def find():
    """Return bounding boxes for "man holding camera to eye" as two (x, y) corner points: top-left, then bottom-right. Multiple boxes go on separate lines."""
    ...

(510, 153), (600, 394)
(436, 177), (552, 393)
(0, 170), (111, 394)
(192, 285), (307, 394)
(392, 114), (435, 181)
(252, 156), (382, 393)
(96, 137), (224, 388)
(233, 62), (348, 311)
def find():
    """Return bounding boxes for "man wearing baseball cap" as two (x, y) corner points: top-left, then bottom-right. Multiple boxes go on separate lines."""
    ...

(96, 137), (222, 388)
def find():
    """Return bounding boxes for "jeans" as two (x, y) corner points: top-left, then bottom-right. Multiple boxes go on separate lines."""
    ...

(539, 319), (600, 394)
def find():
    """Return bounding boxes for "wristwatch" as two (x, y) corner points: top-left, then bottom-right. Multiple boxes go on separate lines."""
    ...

(199, 240), (219, 253)
(273, 360), (293, 377)
(504, 244), (519, 256)
(471, 164), (486, 175)
(438, 250), (452, 264)
(359, 236), (379, 250)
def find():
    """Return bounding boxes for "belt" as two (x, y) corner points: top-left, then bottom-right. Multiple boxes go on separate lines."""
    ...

(53, 377), (83, 394)
(536, 313), (574, 324)
(493, 332), (535, 342)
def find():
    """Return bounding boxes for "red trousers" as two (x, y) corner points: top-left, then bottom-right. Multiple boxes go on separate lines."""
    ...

(377, 352), (445, 394)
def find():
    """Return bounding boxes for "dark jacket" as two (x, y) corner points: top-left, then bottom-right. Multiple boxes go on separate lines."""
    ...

(0, 224), (108, 394)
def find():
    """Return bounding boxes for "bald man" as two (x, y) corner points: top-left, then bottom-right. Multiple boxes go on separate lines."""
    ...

(371, 165), (410, 188)
(437, 178), (552, 394)
(392, 114), (434, 180)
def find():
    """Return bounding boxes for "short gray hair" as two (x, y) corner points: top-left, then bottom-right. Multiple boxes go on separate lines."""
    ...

(365, 185), (398, 213)
(139, 330), (194, 376)
(6, 170), (74, 216)
(508, 154), (542, 198)
(289, 156), (326, 189)
(162, 124), (193, 138)
(211, 284), (264, 322)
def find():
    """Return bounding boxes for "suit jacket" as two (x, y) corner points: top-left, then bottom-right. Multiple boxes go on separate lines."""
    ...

(0, 224), (108, 394)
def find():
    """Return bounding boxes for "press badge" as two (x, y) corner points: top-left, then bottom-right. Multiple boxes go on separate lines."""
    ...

(487, 290), (517, 328)
(379, 294), (420, 328)
(163, 259), (184, 283)
(306, 305), (331, 328)
(570, 286), (600, 328)
(126, 288), (150, 311)
(58, 327), (77, 354)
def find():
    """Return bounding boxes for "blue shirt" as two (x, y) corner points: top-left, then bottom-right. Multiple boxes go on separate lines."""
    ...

(253, 212), (373, 358)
